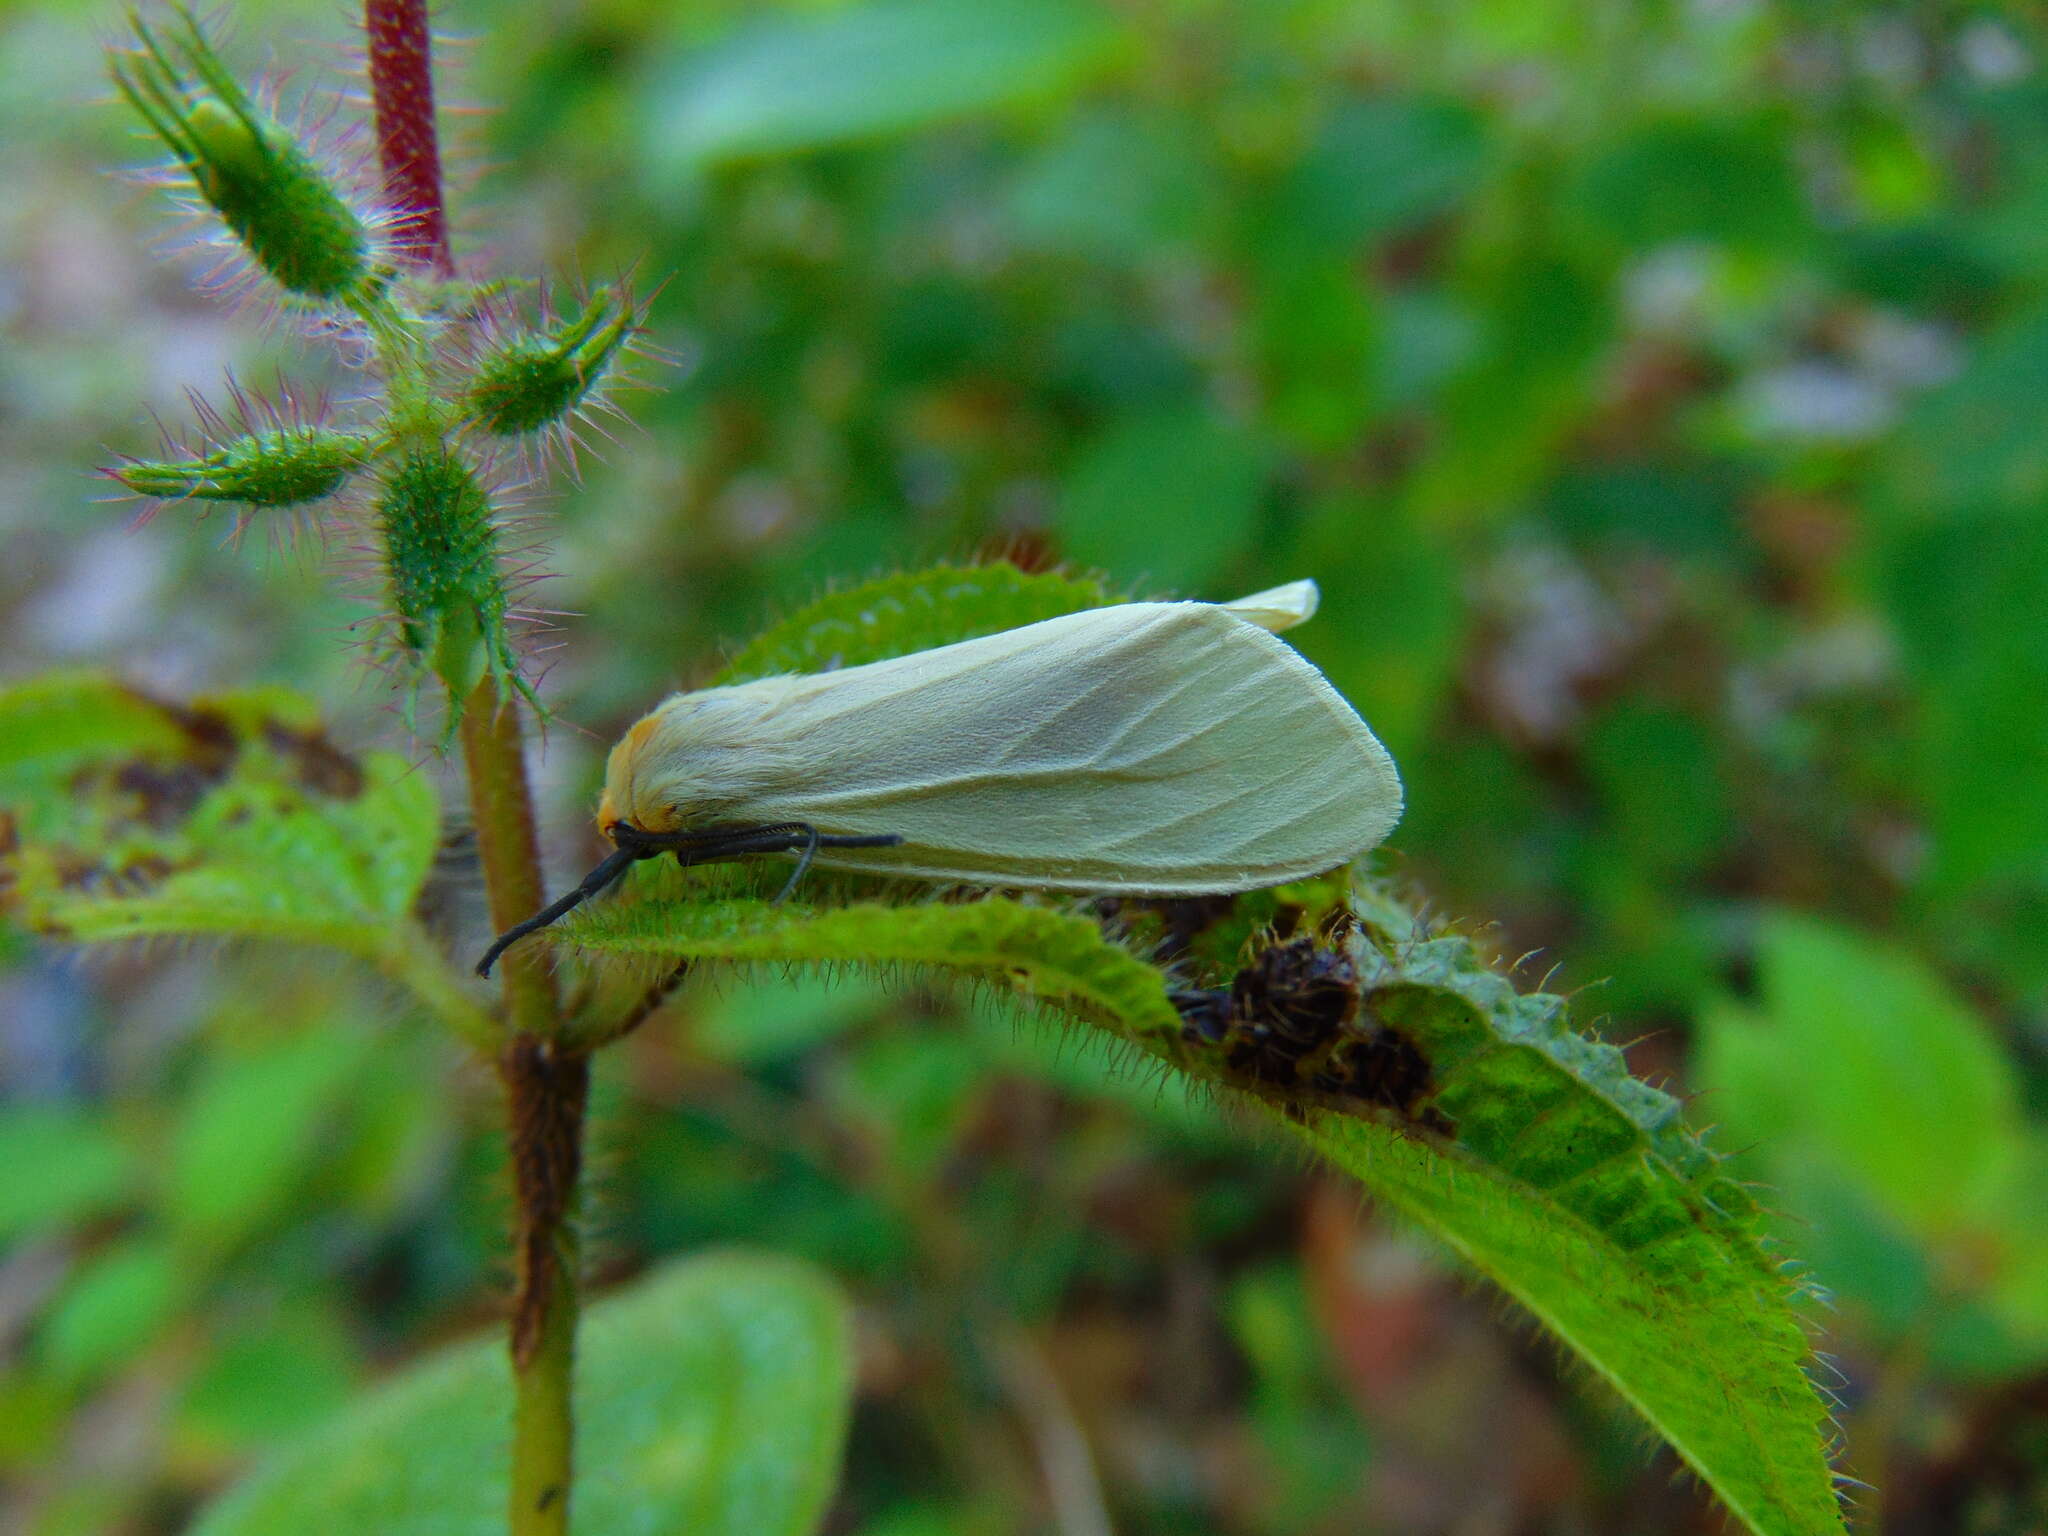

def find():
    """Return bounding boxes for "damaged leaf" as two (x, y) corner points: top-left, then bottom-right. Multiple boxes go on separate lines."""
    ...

(0, 673), (437, 958)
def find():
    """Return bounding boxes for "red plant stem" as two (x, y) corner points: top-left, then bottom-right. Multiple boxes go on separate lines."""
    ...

(364, 0), (454, 274)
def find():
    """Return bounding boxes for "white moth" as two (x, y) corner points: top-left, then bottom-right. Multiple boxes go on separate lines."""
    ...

(477, 579), (1402, 975)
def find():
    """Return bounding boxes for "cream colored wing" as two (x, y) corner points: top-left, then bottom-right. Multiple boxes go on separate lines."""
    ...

(621, 596), (1401, 894)
(1218, 578), (1319, 633)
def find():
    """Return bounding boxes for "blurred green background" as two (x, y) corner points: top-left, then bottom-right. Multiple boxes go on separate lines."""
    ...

(3, 0), (2046, 1531)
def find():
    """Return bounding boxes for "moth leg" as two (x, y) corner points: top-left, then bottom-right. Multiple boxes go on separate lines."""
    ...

(772, 823), (823, 903)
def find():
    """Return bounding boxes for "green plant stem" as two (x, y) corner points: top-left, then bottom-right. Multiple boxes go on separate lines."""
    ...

(501, 1031), (589, 1536)
(457, 679), (579, 1536)
(458, 680), (560, 1037)
(363, 1), (583, 1526)
(511, 1289), (578, 1535)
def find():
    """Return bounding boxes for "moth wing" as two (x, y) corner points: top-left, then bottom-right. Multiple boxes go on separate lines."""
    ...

(1219, 578), (1319, 633)
(720, 600), (1400, 893)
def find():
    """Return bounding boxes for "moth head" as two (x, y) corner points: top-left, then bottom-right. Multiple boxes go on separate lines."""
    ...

(598, 686), (800, 842)
(598, 711), (681, 835)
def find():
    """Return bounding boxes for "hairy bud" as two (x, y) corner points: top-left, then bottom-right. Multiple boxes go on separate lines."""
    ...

(112, 10), (373, 301)
(461, 287), (635, 437)
(375, 447), (522, 708)
(112, 425), (363, 507)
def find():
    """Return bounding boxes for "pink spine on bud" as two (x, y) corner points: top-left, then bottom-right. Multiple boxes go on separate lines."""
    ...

(365, 0), (452, 275)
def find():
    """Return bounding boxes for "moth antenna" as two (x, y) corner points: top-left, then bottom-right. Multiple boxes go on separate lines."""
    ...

(475, 843), (643, 977)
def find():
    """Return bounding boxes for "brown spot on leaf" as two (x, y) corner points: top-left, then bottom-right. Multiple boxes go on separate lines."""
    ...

(69, 698), (242, 832)
(263, 722), (366, 799)
(110, 759), (221, 829)
(119, 854), (179, 886)
(158, 701), (238, 773)
(49, 849), (197, 895)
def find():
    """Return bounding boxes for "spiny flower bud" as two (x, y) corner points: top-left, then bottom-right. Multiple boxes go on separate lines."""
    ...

(461, 287), (635, 437)
(112, 425), (363, 507)
(112, 9), (373, 301)
(375, 447), (523, 709)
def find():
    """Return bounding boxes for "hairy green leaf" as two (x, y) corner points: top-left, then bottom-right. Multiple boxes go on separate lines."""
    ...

(0, 673), (436, 957)
(570, 881), (1839, 1536)
(570, 889), (1181, 1040)
(1289, 927), (1835, 1536)
(717, 562), (1120, 682)
(0, 673), (482, 1042)
(1299, 1115), (1833, 1534)
(192, 1251), (854, 1536)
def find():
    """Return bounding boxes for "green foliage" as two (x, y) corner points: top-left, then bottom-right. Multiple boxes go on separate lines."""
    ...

(1695, 914), (2048, 1376)
(0, 673), (478, 1039)
(18, 0), (2048, 1526)
(193, 1251), (855, 1536)
(166, 1025), (379, 1252)
(1057, 409), (1272, 590)
(1228, 1265), (1373, 1530)
(1008, 108), (1215, 262)
(35, 1236), (185, 1389)
(1569, 116), (1806, 253)
(1272, 96), (1486, 250)
(0, 1107), (135, 1244)
(180, 1299), (359, 1447)
(642, 0), (1123, 178)
(0, 673), (436, 954)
